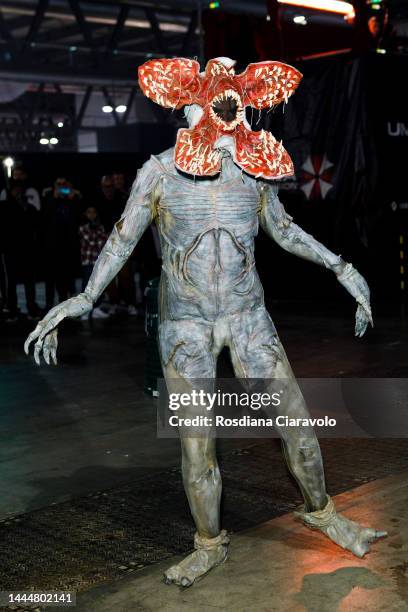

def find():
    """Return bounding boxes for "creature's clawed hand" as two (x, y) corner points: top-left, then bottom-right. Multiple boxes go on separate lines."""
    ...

(336, 263), (373, 337)
(24, 293), (93, 365)
(355, 302), (373, 338)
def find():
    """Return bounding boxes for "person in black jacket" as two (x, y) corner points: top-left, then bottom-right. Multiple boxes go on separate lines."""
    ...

(42, 178), (82, 309)
(1, 178), (40, 320)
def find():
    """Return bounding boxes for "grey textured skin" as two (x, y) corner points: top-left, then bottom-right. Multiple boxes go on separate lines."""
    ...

(25, 146), (385, 588)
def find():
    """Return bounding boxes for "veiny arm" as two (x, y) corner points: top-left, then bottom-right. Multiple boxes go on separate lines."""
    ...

(258, 182), (373, 336)
(84, 160), (159, 302)
(24, 158), (161, 365)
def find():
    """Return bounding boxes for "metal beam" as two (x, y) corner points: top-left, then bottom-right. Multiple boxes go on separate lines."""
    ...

(0, 63), (139, 86)
(23, 0), (49, 50)
(75, 84), (93, 128)
(0, 9), (15, 42)
(36, 22), (88, 45)
(105, 3), (129, 56)
(68, 0), (99, 64)
(122, 86), (137, 124)
(144, 7), (168, 54)
(180, 9), (197, 55)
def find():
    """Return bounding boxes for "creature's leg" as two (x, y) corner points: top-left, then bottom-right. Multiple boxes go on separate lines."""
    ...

(159, 319), (229, 587)
(229, 307), (386, 558)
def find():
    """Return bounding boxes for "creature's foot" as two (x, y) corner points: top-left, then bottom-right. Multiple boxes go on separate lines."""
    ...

(164, 530), (229, 587)
(294, 496), (387, 558)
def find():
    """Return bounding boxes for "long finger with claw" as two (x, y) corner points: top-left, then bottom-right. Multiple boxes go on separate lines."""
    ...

(37, 313), (65, 343)
(34, 338), (44, 365)
(24, 322), (45, 354)
(359, 302), (373, 327)
(43, 330), (56, 365)
(50, 329), (58, 365)
(355, 312), (366, 337)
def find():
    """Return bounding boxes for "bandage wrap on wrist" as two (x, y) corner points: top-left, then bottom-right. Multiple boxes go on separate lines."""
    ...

(337, 262), (355, 282)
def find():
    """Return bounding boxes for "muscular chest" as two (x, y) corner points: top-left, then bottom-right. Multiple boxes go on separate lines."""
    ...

(157, 174), (261, 247)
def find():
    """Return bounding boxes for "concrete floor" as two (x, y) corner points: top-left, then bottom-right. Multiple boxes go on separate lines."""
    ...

(1, 299), (407, 519)
(73, 471), (408, 612)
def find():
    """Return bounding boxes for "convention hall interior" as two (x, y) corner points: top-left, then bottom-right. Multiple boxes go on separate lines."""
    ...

(0, 1), (407, 610)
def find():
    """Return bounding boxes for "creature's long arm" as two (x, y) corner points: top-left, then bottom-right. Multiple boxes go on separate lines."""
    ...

(84, 159), (160, 303)
(24, 158), (161, 364)
(258, 182), (372, 335)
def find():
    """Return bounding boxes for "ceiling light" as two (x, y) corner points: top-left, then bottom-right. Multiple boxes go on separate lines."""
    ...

(294, 15), (307, 25)
(39, 138), (49, 145)
(102, 105), (113, 113)
(115, 104), (127, 113)
(279, 1), (354, 17)
(50, 137), (59, 145)
(57, 121), (64, 128)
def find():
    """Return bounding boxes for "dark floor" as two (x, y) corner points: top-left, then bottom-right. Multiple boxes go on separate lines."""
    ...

(1, 439), (408, 596)
(0, 299), (407, 520)
(0, 298), (407, 606)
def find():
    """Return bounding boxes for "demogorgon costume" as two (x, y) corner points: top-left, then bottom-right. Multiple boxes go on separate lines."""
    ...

(25, 57), (386, 587)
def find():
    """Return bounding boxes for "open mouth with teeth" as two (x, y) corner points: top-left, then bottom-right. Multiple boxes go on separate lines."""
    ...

(138, 56), (302, 177)
(209, 89), (244, 131)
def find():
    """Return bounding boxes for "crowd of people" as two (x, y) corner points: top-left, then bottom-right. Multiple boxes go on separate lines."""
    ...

(0, 164), (161, 323)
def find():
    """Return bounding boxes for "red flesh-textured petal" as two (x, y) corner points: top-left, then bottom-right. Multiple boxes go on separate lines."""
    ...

(138, 58), (202, 109)
(234, 123), (294, 179)
(236, 61), (302, 109)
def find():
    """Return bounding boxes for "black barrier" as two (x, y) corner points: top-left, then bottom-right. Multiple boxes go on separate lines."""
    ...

(143, 277), (163, 397)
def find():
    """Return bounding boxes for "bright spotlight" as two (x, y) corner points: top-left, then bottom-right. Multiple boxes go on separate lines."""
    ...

(50, 137), (59, 145)
(115, 104), (127, 113)
(293, 15), (307, 24)
(39, 137), (49, 145)
(3, 156), (14, 178)
(102, 105), (113, 113)
(3, 156), (14, 168)
(57, 121), (64, 128)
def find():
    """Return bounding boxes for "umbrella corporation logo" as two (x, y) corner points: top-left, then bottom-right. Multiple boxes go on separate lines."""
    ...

(159, 387), (337, 435)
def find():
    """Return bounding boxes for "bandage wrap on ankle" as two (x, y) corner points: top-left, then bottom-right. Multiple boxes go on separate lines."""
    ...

(295, 496), (336, 528)
(194, 530), (230, 551)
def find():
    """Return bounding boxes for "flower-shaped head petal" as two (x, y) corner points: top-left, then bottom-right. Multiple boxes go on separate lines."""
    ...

(234, 124), (294, 179)
(205, 58), (236, 77)
(138, 58), (201, 109)
(138, 56), (302, 179)
(236, 61), (302, 109)
(174, 109), (222, 176)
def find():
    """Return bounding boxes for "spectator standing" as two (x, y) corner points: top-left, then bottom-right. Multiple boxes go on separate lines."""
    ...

(0, 178), (40, 321)
(112, 171), (129, 200)
(42, 178), (82, 308)
(78, 206), (109, 320)
(0, 165), (41, 211)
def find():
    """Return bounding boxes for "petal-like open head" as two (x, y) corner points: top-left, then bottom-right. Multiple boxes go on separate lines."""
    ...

(138, 58), (201, 109)
(205, 58), (236, 77)
(236, 61), (302, 109)
(174, 110), (222, 176)
(234, 123), (294, 179)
